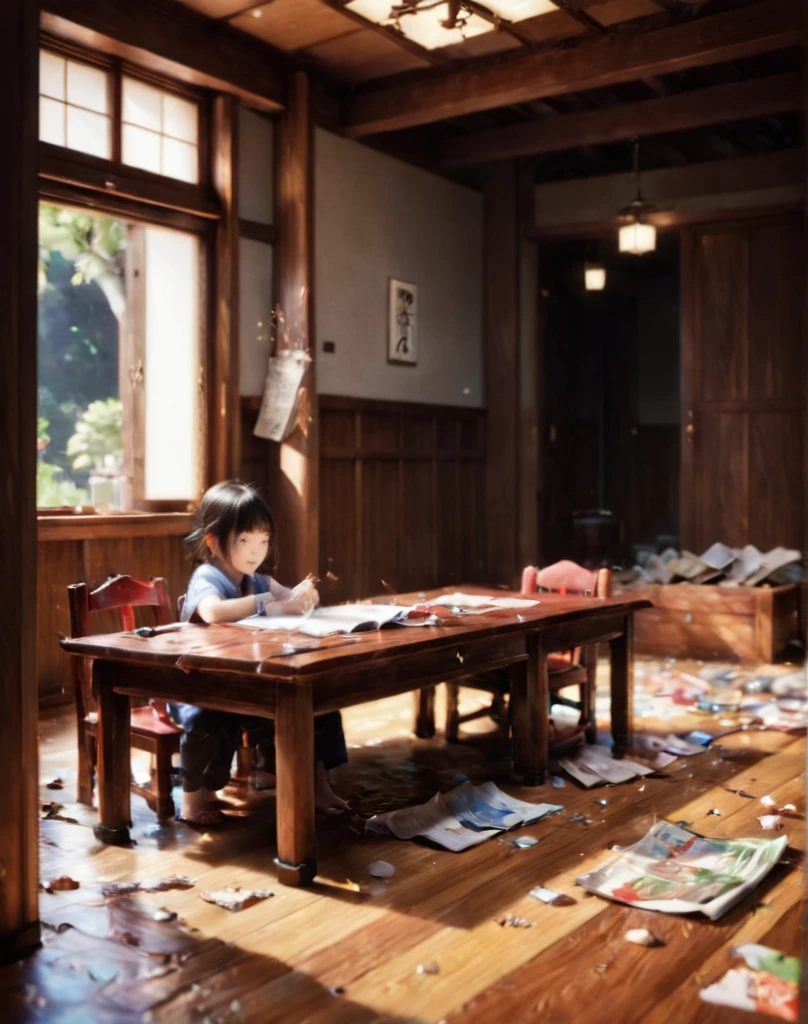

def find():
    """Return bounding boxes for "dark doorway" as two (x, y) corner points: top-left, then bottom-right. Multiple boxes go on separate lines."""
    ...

(539, 231), (680, 567)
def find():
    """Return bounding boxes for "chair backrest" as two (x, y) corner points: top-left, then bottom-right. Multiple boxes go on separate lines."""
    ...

(67, 575), (172, 720)
(522, 561), (612, 598)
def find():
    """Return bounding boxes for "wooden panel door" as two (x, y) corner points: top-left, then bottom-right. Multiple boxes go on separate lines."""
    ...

(680, 217), (804, 553)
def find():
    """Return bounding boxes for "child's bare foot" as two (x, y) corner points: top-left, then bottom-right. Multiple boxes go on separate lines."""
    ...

(315, 762), (350, 816)
(250, 769), (276, 791)
(180, 786), (225, 825)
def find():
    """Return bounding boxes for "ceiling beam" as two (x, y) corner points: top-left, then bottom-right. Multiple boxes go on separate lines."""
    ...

(341, 0), (801, 137)
(437, 72), (800, 166)
(40, 0), (285, 112)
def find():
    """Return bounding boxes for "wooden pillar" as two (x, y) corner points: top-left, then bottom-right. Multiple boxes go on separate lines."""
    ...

(517, 159), (540, 570)
(484, 161), (520, 586)
(212, 93), (240, 484)
(272, 71), (318, 583)
(0, 0), (40, 963)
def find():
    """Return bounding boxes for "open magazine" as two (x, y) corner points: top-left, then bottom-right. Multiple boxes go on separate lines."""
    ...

(576, 821), (787, 920)
(427, 592), (540, 611)
(366, 781), (562, 852)
(236, 603), (421, 637)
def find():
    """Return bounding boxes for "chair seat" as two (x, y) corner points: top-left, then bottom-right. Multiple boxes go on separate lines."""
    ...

(84, 705), (182, 738)
(547, 652), (574, 673)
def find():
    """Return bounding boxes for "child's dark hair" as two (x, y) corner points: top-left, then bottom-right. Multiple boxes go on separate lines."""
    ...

(186, 480), (278, 573)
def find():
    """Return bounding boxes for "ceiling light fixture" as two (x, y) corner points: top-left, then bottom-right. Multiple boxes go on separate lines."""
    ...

(618, 137), (657, 256)
(584, 263), (606, 291)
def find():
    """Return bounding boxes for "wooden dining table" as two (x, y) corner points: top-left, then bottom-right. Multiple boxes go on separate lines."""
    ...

(60, 585), (651, 886)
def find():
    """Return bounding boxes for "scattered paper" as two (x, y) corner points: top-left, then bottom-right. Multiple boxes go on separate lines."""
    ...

(253, 349), (309, 442)
(577, 821), (787, 920)
(625, 928), (664, 947)
(700, 944), (799, 1021)
(416, 962), (440, 975)
(366, 781), (562, 852)
(427, 592), (539, 610)
(497, 913), (534, 928)
(757, 815), (782, 831)
(529, 886), (576, 907)
(560, 744), (661, 788)
(199, 888), (273, 912)
(101, 876), (194, 898)
(367, 860), (395, 879)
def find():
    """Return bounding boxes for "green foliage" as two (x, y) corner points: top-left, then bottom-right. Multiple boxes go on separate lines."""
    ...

(37, 460), (88, 508)
(66, 398), (123, 471)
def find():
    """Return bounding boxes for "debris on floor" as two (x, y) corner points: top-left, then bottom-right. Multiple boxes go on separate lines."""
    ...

(529, 886), (576, 907)
(367, 780), (562, 851)
(40, 876), (80, 893)
(497, 912), (534, 928)
(560, 744), (674, 788)
(199, 887), (273, 912)
(101, 876), (194, 897)
(576, 821), (787, 919)
(367, 860), (396, 879)
(699, 944), (799, 1021)
(624, 928), (664, 947)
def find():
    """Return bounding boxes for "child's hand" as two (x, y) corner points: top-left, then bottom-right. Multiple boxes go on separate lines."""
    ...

(150, 700), (174, 726)
(287, 578), (319, 614)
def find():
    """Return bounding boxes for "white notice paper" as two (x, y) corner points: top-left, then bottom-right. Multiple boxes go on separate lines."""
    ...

(253, 350), (309, 442)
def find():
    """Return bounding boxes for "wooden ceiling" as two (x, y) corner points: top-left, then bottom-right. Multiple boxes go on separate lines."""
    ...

(154, 0), (804, 182)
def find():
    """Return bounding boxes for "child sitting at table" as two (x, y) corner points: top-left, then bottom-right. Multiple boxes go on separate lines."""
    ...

(171, 480), (349, 826)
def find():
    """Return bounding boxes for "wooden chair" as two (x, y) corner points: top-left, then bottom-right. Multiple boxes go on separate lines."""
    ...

(442, 562), (612, 745)
(68, 574), (182, 822)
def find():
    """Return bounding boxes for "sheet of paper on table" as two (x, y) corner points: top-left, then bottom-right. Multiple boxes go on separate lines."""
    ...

(428, 592), (540, 610)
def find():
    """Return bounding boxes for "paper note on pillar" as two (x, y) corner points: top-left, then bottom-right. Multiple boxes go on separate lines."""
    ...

(254, 350), (309, 441)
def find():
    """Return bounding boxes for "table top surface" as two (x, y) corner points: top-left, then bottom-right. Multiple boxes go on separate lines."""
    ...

(60, 585), (651, 679)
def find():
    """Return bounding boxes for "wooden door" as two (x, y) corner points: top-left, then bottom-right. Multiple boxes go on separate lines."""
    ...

(680, 217), (804, 553)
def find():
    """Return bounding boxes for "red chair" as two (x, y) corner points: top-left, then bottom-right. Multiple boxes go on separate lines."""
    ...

(68, 574), (182, 821)
(442, 562), (612, 745)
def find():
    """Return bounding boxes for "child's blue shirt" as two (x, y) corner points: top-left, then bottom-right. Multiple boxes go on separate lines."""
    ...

(181, 563), (271, 622)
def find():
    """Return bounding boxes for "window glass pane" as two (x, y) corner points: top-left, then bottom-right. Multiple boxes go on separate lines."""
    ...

(39, 97), (65, 147)
(123, 123), (162, 175)
(66, 60), (109, 115)
(163, 93), (198, 144)
(37, 203), (126, 509)
(123, 76), (162, 132)
(66, 107), (111, 160)
(143, 227), (200, 500)
(162, 137), (198, 184)
(40, 51), (65, 101)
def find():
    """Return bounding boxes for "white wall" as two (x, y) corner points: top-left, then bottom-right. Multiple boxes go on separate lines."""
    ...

(238, 106), (275, 395)
(315, 128), (484, 408)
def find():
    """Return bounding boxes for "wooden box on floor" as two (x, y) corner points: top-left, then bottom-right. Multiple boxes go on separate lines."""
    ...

(633, 583), (800, 663)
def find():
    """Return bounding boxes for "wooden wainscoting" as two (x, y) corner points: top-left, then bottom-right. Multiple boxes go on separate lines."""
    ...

(37, 515), (192, 706)
(318, 395), (487, 604)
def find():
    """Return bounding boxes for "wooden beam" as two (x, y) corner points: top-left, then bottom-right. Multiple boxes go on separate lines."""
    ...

(342, 0), (801, 137)
(485, 162), (520, 588)
(239, 219), (277, 245)
(272, 72), (319, 584)
(438, 72), (801, 166)
(40, 0), (285, 112)
(0, 0), (40, 964)
(211, 94), (241, 484)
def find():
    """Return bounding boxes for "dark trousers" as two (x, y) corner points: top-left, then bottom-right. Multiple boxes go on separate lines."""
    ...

(170, 704), (348, 793)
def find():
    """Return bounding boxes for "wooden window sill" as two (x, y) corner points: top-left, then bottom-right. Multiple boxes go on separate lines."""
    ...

(38, 511), (193, 542)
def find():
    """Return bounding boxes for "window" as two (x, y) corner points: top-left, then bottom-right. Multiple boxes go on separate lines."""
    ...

(122, 77), (200, 183)
(39, 50), (112, 159)
(39, 47), (202, 186)
(37, 202), (203, 509)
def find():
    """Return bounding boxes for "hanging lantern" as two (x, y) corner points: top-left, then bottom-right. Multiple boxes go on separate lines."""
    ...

(584, 262), (606, 290)
(617, 138), (658, 255)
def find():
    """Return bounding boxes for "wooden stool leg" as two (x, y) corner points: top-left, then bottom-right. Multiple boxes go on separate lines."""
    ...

(76, 721), (95, 806)
(582, 643), (598, 744)
(274, 683), (316, 887)
(610, 616), (634, 758)
(445, 682), (460, 743)
(414, 686), (436, 739)
(153, 744), (176, 822)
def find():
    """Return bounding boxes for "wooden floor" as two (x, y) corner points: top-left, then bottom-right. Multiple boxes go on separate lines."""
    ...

(4, 659), (805, 1023)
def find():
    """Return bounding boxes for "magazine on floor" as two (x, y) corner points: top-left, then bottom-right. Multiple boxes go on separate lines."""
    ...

(366, 781), (563, 853)
(576, 821), (787, 920)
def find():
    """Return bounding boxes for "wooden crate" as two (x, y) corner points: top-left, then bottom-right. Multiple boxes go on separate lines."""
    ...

(632, 583), (800, 663)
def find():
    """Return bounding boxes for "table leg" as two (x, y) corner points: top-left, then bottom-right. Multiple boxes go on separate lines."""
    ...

(274, 682), (317, 886)
(413, 686), (436, 739)
(610, 614), (634, 758)
(92, 660), (131, 845)
(511, 634), (548, 786)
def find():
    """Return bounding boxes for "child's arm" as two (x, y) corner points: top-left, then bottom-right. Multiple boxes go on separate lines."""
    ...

(196, 579), (319, 625)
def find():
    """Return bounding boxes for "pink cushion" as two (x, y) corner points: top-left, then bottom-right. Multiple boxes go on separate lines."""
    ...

(536, 560), (597, 594)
